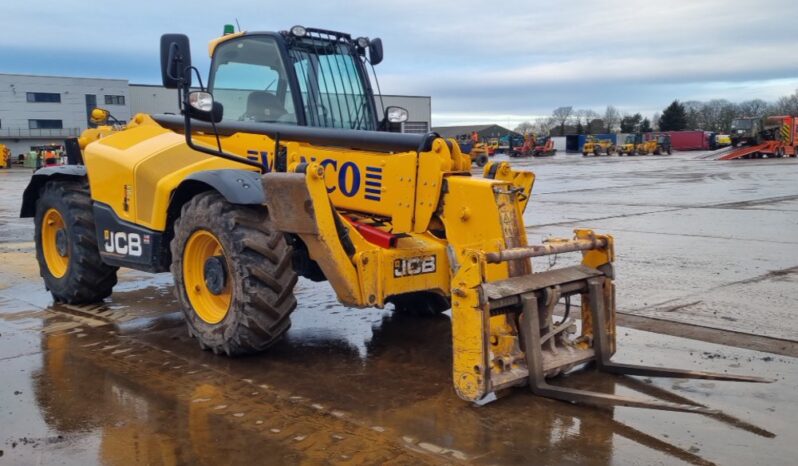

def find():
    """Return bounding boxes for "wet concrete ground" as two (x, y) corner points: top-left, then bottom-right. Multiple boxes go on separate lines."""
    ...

(1, 152), (797, 465)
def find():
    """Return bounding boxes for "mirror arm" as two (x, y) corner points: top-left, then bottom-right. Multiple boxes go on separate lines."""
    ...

(181, 109), (266, 172)
(180, 90), (265, 172)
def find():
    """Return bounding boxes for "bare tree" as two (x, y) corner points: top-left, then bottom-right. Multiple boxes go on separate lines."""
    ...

(533, 117), (555, 135)
(603, 105), (621, 133)
(737, 99), (769, 117)
(652, 112), (661, 131)
(574, 109), (600, 134)
(772, 89), (798, 116)
(683, 101), (704, 129)
(551, 106), (573, 136)
(514, 121), (534, 134)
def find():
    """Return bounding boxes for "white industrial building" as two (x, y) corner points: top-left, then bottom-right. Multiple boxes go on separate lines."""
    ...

(0, 74), (130, 156)
(0, 73), (431, 157)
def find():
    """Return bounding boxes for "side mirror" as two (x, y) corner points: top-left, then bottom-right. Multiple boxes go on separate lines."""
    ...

(385, 106), (408, 123)
(369, 38), (383, 65)
(381, 106), (407, 132)
(187, 91), (223, 123)
(160, 34), (192, 89)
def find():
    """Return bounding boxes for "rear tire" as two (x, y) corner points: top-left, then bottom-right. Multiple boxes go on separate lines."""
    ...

(171, 191), (298, 356)
(34, 180), (118, 303)
(475, 154), (488, 167)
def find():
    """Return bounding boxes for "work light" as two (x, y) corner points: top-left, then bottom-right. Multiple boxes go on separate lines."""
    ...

(290, 25), (307, 37)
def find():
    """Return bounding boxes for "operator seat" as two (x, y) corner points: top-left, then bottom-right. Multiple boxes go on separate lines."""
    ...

(241, 91), (287, 122)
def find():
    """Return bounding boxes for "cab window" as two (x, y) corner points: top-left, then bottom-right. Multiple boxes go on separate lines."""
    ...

(210, 36), (297, 125)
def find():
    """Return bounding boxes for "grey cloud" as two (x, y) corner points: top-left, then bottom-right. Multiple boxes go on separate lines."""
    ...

(3, 0), (796, 125)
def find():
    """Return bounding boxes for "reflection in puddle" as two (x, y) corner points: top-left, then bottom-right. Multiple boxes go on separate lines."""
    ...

(0, 268), (793, 465)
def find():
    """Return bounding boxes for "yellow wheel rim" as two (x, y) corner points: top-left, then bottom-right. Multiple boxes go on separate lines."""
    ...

(42, 208), (69, 278)
(183, 230), (232, 324)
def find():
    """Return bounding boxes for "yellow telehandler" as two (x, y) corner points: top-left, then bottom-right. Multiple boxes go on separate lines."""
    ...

(21, 25), (766, 410)
(582, 136), (616, 156)
(0, 143), (10, 169)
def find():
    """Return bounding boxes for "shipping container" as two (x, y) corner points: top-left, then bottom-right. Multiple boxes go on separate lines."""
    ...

(566, 135), (580, 152)
(668, 131), (709, 150)
(551, 136), (567, 152)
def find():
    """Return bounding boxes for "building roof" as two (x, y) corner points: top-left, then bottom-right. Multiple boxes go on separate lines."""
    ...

(431, 124), (516, 139)
(0, 72), (128, 83)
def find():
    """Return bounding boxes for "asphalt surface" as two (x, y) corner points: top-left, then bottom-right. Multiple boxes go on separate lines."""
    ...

(1, 151), (797, 465)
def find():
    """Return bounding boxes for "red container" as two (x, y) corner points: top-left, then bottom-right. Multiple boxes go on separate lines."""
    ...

(668, 131), (709, 150)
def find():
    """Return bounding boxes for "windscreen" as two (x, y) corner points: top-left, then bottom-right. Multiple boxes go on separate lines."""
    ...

(731, 119), (753, 130)
(288, 37), (376, 131)
(210, 36), (297, 125)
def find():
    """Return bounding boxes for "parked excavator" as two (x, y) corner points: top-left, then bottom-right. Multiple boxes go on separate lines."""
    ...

(509, 134), (556, 158)
(21, 25), (768, 411)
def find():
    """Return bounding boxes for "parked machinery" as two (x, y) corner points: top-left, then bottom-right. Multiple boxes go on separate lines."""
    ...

(0, 144), (10, 169)
(21, 25), (768, 410)
(630, 133), (670, 156)
(531, 135), (556, 157)
(652, 133), (673, 155)
(711, 133), (732, 149)
(486, 138), (500, 155)
(730, 117), (763, 147)
(582, 136), (616, 156)
(720, 115), (797, 160)
(457, 132), (491, 167)
(617, 134), (640, 156)
(511, 134), (556, 158)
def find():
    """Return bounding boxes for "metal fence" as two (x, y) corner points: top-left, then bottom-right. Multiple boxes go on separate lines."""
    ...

(0, 128), (82, 138)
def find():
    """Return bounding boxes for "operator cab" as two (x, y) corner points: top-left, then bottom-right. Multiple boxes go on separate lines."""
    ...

(163, 25), (407, 132)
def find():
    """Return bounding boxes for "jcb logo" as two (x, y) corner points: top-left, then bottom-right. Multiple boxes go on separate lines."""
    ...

(104, 231), (142, 257)
(393, 256), (436, 278)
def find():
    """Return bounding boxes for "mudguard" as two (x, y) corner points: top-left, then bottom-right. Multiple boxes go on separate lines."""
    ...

(178, 169), (265, 205)
(20, 165), (87, 217)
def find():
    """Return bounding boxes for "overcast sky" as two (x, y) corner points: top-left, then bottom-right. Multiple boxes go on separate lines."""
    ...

(4, 0), (798, 127)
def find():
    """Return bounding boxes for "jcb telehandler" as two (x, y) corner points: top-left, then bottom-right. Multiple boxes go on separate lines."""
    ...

(22, 25), (766, 410)
(582, 136), (615, 156)
(617, 134), (640, 156)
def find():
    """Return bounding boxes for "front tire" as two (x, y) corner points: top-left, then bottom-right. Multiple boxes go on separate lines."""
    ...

(171, 191), (297, 356)
(34, 181), (118, 304)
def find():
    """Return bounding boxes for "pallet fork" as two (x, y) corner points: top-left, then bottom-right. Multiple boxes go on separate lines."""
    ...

(452, 233), (770, 411)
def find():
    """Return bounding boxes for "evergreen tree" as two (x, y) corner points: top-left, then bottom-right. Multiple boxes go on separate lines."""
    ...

(640, 118), (652, 132)
(620, 113), (642, 132)
(659, 100), (688, 131)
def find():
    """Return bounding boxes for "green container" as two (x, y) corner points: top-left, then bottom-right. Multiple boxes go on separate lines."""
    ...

(23, 153), (38, 169)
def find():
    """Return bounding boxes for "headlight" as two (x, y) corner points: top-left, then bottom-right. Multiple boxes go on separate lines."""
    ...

(356, 37), (370, 49)
(290, 25), (307, 37)
(188, 91), (214, 112)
